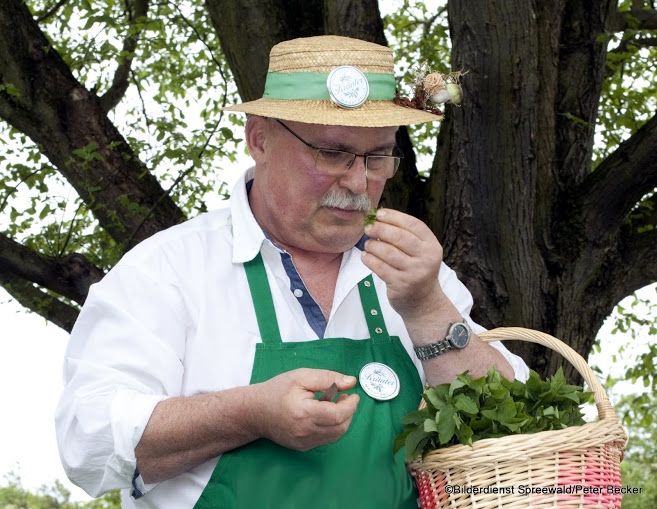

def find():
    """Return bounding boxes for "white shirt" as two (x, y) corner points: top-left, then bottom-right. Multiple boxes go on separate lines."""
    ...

(55, 168), (528, 508)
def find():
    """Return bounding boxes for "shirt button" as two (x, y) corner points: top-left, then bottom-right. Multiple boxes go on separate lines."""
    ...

(293, 289), (303, 298)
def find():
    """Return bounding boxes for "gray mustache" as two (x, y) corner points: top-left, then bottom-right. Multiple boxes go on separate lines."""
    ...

(320, 191), (372, 212)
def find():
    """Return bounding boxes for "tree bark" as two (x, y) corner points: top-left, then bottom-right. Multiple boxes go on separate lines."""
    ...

(442, 0), (657, 382)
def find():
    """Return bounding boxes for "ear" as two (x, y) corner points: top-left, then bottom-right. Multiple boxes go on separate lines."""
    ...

(245, 115), (269, 163)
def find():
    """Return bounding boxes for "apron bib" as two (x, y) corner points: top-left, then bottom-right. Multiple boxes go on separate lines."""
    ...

(194, 253), (422, 509)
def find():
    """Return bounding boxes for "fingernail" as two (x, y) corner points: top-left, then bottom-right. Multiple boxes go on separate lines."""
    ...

(343, 375), (355, 384)
(364, 224), (372, 234)
(377, 208), (386, 218)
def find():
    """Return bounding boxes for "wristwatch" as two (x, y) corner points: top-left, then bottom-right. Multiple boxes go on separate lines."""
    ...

(413, 321), (472, 361)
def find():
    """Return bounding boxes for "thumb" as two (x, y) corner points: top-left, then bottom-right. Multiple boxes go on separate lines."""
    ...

(297, 368), (357, 392)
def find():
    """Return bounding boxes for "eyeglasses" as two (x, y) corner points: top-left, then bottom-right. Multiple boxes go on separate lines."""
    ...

(275, 120), (402, 181)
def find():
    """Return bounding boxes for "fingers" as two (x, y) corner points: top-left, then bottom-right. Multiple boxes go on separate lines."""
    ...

(293, 368), (360, 426)
(313, 393), (360, 427)
(361, 208), (444, 318)
(363, 209), (441, 264)
(293, 368), (358, 394)
(362, 211), (440, 274)
(256, 368), (360, 451)
(365, 208), (434, 248)
(293, 369), (360, 428)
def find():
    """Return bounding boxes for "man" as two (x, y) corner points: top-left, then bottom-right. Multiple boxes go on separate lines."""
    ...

(56, 35), (528, 508)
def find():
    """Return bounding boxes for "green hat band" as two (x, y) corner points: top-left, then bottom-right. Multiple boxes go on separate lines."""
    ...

(262, 72), (397, 101)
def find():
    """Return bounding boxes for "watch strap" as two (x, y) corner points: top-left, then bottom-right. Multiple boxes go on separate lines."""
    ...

(413, 321), (471, 361)
(413, 339), (452, 360)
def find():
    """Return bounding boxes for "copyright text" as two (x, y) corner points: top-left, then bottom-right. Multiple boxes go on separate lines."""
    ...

(444, 484), (644, 496)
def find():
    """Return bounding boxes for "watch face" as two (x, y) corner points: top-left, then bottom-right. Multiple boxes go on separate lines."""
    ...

(450, 323), (470, 348)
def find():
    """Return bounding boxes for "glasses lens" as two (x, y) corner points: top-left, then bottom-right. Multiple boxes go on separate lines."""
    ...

(315, 149), (401, 181)
(366, 156), (401, 180)
(315, 149), (356, 175)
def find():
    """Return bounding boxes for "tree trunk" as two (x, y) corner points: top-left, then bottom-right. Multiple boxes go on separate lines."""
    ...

(441, 0), (657, 382)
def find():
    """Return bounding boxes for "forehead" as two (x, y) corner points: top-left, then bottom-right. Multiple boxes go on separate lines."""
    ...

(285, 120), (398, 150)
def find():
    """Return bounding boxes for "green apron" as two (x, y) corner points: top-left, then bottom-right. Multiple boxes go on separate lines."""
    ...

(194, 253), (422, 509)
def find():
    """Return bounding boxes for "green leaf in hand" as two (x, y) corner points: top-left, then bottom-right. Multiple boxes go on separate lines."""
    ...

(363, 208), (378, 226)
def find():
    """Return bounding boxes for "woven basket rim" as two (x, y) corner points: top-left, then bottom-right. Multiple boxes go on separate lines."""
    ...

(409, 417), (628, 471)
(478, 328), (615, 420)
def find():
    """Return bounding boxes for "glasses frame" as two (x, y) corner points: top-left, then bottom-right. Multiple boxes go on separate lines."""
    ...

(275, 119), (402, 181)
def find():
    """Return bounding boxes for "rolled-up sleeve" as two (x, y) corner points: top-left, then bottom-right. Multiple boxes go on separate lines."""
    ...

(55, 261), (189, 497)
(439, 262), (530, 382)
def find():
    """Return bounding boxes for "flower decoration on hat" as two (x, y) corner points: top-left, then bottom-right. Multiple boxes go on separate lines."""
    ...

(394, 63), (465, 116)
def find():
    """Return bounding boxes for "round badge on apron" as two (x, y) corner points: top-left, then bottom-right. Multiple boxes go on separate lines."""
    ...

(359, 362), (400, 400)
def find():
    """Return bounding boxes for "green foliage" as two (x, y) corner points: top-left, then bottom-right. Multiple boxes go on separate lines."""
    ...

(0, 471), (120, 509)
(2, 0), (241, 272)
(589, 283), (657, 508)
(607, 284), (657, 395)
(595, 0), (657, 172)
(383, 0), (451, 174)
(2, 0), (654, 283)
(614, 392), (657, 509)
(394, 366), (591, 461)
(596, 6), (657, 238)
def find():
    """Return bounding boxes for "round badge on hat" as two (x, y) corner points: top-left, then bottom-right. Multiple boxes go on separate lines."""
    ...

(359, 362), (400, 401)
(326, 66), (370, 108)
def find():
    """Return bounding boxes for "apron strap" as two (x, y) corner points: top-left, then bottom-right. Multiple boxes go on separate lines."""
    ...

(357, 275), (390, 339)
(245, 254), (390, 343)
(243, 253), (282, 344)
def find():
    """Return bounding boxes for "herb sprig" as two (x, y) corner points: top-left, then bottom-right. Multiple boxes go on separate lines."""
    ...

(394, 366), (592, 462)
(363, 208), (378, 226)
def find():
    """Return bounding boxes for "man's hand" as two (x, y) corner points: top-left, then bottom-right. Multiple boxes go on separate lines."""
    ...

(254, 368), (359, 451)
(359, 208), (515, 386)
(360, 208), (445, 320)
(136, 368), (359, 484)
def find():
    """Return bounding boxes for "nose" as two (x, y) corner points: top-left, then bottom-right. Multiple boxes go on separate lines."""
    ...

(338, 155), (368, 194)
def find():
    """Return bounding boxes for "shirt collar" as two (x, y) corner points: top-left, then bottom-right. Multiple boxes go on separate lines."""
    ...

(230, 167), (268, 264)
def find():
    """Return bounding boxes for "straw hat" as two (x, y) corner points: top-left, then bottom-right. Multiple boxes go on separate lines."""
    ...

(223, 35), (443, 127)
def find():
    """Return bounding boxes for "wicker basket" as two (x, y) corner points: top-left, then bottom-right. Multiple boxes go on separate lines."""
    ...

(408, 327), (628, 509)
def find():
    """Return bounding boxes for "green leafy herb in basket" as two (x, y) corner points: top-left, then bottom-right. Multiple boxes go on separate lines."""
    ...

(394, 366), (592, 462)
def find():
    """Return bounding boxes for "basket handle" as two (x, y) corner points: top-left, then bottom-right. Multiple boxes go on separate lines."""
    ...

(480, 327), (617, 422)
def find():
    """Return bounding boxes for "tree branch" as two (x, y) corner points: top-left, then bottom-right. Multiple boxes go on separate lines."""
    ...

(608, 8), (657, 31)
(122, 110), (224, 252)
(578, 112), (657, 244)
(35, 0), (70, 23)
(636, 36), (657, 46)
(99, 0), (150, 112)
(601, 224), (657, 308)
(0, 232), (105, 305)
(605, 33), (645, 79)
(0, 271), (80, 332)
(0, 0), (185, 248)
